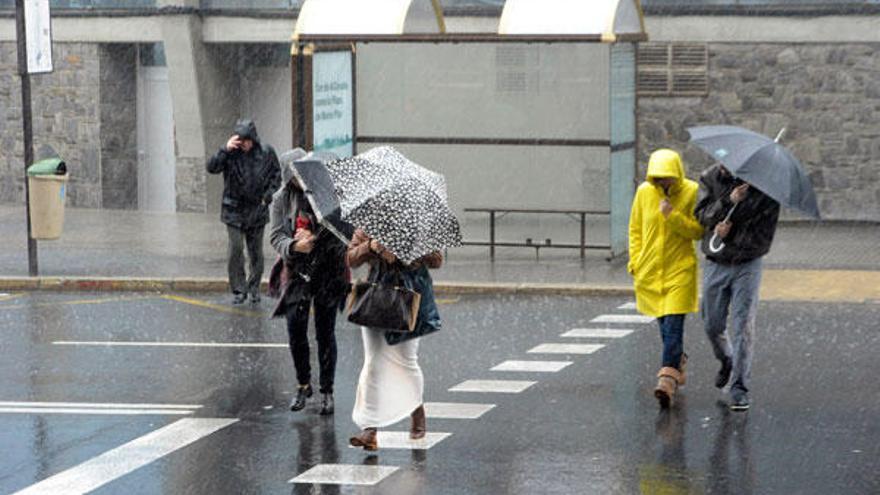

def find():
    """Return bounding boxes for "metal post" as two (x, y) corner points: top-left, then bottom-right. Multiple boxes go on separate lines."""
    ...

(15, 0), (38, 276)
(580, 212), (586, 260)
(489, 210), (495, 261)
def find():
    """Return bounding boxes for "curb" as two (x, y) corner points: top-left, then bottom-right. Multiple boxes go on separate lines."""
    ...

(0, 276), (634, 297)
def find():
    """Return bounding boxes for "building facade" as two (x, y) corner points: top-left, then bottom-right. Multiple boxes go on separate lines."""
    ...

(0, 1), (878, 221)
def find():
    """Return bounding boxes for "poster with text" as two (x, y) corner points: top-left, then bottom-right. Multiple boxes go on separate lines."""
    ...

(25, 0), (53, 74)
(312, 51), (354, 158)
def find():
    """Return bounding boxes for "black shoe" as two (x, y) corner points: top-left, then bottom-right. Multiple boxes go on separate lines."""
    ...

(319, 393), (334, 416)
(290, 385), (312, 412)
(715, 357), (733, 389)
(232, 292), (247, 305)
(730, 395), (750, 411)
(249, 293), (261, 305)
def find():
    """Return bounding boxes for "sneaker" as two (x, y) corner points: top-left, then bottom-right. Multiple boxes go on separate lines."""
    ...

(319, 393), (334, 416)
(715, 357), (733, 389)
(730, 395), (750, 411)
(232, 292), (247, 305)
(290, 385), (312, 412)
(249, 293), (261, 305)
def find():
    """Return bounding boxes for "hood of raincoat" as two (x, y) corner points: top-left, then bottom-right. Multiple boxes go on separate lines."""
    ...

(279, 148), (308, 186)
(233, 119), (260, 144)
(278, 149), (339, 188)
(646, 149), (685, 194)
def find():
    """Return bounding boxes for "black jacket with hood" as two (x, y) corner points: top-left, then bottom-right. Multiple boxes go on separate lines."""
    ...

(206, 119), (281, 229)
(695, 164), (780, 265)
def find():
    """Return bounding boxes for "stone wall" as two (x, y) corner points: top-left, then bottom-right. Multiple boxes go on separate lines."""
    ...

(99, 44), (138, 210)
(638, 43), (880, 221)
(0, 43), (102, 208)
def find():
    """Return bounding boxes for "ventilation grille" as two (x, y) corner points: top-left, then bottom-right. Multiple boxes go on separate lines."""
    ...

(638, 43), (708, 97)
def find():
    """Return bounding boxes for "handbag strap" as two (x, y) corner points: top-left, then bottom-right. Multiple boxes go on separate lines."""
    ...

(370, 260), (405, 287)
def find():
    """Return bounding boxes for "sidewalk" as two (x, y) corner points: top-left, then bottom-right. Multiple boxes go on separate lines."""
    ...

(0, 205), (877, 297)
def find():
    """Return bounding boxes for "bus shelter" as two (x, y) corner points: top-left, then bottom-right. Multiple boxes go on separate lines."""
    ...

(291, 0), (646, 257)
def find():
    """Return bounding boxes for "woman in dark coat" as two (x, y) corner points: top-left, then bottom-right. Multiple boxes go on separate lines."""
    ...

(269, 149), (348, 415)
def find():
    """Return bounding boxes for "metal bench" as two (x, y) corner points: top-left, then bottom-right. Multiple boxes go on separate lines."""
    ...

(462, 207), (611, 260)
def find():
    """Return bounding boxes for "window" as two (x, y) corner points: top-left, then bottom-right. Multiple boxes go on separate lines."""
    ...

(637, 42), (708, 97)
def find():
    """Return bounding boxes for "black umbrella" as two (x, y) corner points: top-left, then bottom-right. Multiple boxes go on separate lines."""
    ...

(290, 154), (353, 244)
(688, 125), (821, 252)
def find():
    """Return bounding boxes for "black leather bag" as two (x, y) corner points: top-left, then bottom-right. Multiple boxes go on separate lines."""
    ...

(346, 265), (421, 332)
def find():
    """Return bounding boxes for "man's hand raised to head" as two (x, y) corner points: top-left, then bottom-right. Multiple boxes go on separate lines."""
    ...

(226, 135), (242, 152)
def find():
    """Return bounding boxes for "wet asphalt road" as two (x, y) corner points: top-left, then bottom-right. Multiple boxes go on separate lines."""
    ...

(0, 292), (878, 494)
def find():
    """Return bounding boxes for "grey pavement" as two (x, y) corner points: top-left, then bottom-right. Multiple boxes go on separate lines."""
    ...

(0, 206), (877, 285)
(0, 292), (877, 494)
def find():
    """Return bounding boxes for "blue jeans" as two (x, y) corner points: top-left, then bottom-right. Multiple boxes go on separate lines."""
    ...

(658, 314), (685, 369)
(702, 258), (763, 400)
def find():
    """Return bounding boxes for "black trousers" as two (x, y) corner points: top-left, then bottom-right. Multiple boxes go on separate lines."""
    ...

(226, 224), (264, 296)
(285, 299), (337, 393)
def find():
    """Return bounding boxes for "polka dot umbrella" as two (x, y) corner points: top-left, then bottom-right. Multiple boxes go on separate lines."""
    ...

(326, 147), (463, 264)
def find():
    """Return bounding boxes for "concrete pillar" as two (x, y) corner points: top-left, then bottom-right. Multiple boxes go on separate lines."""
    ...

(160, 14), (208, 212)
(159, 3), (239, 213)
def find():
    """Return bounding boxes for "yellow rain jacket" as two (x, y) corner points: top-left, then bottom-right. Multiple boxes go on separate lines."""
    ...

(628, 149), (703, 318)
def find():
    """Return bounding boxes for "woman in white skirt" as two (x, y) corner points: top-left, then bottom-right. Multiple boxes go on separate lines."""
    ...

(346, 228), (443, 451)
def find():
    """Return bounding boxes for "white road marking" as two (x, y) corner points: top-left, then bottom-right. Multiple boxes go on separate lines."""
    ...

(491, 360), (572, 373)
(590, 314), (654, 324)
(12, 418), (238, 495)
(290, 464), (399, 486)
(0, 401), (200, 409)
(449, 380), (536, 394)
(527, 343), (605, 355)
(0, 408), (194, 416)
(53, 341), (287, 348)
(561, 328), (634, 339)
(369, 431), (451, 450)
(617, 302), (637, 310)
(424, 402), (496, 419)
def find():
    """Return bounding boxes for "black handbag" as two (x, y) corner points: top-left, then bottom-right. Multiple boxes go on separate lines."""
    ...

(346, 264), (421, 332)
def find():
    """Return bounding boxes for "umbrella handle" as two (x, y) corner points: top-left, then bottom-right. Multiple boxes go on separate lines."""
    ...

(708, 232), (726, 253)
(708, 204), (737, 254)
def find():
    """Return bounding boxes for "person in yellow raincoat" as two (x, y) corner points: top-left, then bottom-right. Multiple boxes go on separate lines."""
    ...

(628, 149), (703, 408)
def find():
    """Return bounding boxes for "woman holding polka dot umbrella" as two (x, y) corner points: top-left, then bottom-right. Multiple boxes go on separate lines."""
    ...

(327, 146), (461, 450)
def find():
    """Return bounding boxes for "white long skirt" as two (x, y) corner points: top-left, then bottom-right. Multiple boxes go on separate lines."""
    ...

(352, 327), (423, 429)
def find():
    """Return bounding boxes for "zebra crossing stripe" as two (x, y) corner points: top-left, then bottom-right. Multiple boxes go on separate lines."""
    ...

(424, 402), (495, 419)
(449, 380), (536, 394)
(590, 314), (654, 324)
(290, 465), (399, 486)
(491, 360), (572, 372)
(527, 343), (605, 355)
(561, 328), (633, 339)
(12, 418), (238, 495)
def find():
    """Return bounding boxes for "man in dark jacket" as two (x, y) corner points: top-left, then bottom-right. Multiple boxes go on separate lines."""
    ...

(207, 119), (281, 305)
(269, 149), (348, 415)
(695, 164), (780, 411)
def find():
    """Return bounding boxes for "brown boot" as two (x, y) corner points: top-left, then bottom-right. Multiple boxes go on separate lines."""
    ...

(678, 353), (688, 386)
(410, 405), (426, 440)
(349, 428), (378, 451)
(654, 367), (682, 409)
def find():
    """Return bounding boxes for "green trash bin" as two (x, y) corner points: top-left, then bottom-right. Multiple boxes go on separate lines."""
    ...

(27, 158), (68, 240)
